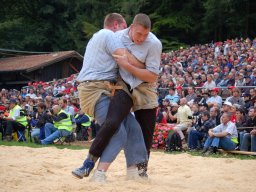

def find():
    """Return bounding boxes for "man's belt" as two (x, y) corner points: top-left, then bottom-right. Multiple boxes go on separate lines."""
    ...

(83, 80), (123, 96)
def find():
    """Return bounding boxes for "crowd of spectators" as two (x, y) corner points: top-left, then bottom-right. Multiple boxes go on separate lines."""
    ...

(156, 37), (256, 153)
(0, 37), (256, 153)
(0, 74), (97, 144)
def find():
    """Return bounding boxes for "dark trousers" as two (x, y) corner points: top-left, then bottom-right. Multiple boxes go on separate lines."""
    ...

(89, 89), (156, 158)
(5, 120), (26, 136)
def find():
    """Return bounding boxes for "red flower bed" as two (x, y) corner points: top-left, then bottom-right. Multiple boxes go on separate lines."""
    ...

(152, 123), (175, 149)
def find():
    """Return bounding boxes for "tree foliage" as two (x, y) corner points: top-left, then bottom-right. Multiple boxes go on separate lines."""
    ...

(0, 0), (255, 53)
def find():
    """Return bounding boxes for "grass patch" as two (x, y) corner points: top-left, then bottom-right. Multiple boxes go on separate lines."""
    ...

(164, 150), (256, 160)
(0, 140), (88, 150)
(1, 136), (255, 160)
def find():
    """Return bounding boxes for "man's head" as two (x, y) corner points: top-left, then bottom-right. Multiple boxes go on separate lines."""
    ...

(248, 108), (256, 118)
(210, 107), (218, 118)
(9, 99), (17, 109)
(37, 102), (46, 113)
(52, 105), (61, 115)
(59, 98), (68, 109)
(187, 87), (195, 95)
(104, 13), (127, 32)
(129, 13), (151, 45)
(168, 87), (175, 95)
(179, 98), (187, 106)
(223, 101), (232, 112)
(222, 112), (231, 124)
(201, 111), (210, 122)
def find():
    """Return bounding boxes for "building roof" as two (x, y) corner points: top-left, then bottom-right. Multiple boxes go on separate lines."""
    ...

(0, 51), (83, 72)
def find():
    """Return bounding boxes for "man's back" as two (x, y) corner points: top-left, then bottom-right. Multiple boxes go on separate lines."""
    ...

(77, 29), (124, 82)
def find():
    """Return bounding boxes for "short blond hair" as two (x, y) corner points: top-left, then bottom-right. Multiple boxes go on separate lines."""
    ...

(133, 13), (151, 29)
(104, 13), (124, 28)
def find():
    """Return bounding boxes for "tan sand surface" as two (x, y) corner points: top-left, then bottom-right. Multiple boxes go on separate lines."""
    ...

(0, 146), (255, 192)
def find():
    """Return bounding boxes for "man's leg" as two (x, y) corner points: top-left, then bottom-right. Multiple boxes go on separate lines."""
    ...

(95, 123), (127, 172)
(173, 124), (188, 141)
(41, 123), (58, 145)
(251, 135), (256, 152)
(134, 108), (156, 176)
(189, 130), (201, 149)
(239, 131), (246, 149)
(218, 137), (237, 150)
(202, 136), (214, 153)
(89, 90), (133, 157)
(91, 113), (148, 181)
(72, 90), (133, 178)
(241, 133), (250, 151)
(4, 120), (25, 141)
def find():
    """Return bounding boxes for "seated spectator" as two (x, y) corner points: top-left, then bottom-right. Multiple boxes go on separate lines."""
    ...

(203, 74), (216, 90)
(188, 111), (216, 150)
(240, 128), (256, 152)
(206, 88), (222, 108)
(243, 76), (254, 93)
(1, 99), (28, 141)
(166, 102), (178, 123)
(213, 72), (222, 85)
(234, 73), (244, 86)
(202, 112), (238, 155)
(242, 93), (252, 111)
(197, 91), (210, 106)
(30, 102), (52, 142)
(59, 98), (75, 124)
(239, 107), (256, 151)
(173, 98), (192, 146)
(217, 73), (229, 87)
(235, 108), (246, 128)
(220, 101), (236, 123)
(195, 75), (204, 87)
(176, 85), (185, 98)
(227, 88), (245, 108)
(156, 105), (167, 124)
(164, 87), (179, 104)
(26, 88), (37, 99)
(249, 88), (256, 105)
(185, 87), (197, 106)
(209, 106), (221, 126)
(226, 73), (235, 86)
(75, 109), (91, 141)
(39, 105), (72, 145)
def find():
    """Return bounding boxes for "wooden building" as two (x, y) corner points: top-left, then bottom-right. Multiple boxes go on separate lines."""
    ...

(0, 51), (83, 89)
